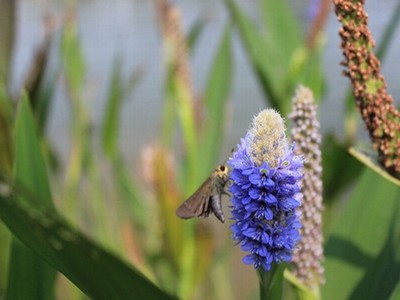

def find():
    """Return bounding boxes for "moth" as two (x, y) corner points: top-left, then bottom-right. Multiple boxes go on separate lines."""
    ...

(175, 165), (230, 223)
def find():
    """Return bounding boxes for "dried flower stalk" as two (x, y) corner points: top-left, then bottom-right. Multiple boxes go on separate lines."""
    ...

(334, 0), (400, 177)
(156, 0), (194, 102)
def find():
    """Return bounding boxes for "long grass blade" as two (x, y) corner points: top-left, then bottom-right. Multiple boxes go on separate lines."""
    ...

(6, 96), (56, 300)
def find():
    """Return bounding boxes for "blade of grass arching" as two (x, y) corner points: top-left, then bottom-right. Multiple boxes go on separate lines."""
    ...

(0, 85), (13, 175)
(260, 0), (301, 61)
(101, 57), (124, 159)
(0, 183), (177, 300)
(298, 48), (325, 101)
(170, 68), (199, 190)
(112, 158), (146, 230)
(224, 0), (286, 111)
(285, 45), (326, 102)
(6, 96), (56, 300)
(0, 0), (15, 83)
(101, 56), (142, 158)
(273, 0), (326, 104)
(322, 134), (363, 204)
(201, 26), (232, 175)
(0, 84), (13, 297)
(321, 135), (364, 234)
(322, 165), (400, 299)
(61, 14), (90, 216)
(101, 57), (145, 228)
(69, 87), (113, 266)
(187, 17), (206, 54)
(61, 15), (85, 94)
(389, 279), (400, 300)
(162, 82), (177, 146)
(349, 147), (400, 187)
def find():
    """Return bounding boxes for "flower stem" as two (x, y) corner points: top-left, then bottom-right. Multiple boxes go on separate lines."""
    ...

(258, 263), (286, 300)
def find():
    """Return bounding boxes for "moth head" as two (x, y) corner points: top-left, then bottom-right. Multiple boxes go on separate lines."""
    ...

(215, 165), (229, 179)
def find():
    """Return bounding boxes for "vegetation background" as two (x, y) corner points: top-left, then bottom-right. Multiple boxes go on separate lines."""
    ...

(0, 0), (399, 299)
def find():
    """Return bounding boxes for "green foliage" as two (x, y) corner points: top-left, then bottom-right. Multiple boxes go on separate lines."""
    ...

(224, 0), (325, 113)
(322, 135), (364, 205)
(6, 96), (56, 300)
(1, 98), (176, 300)
(0, 1), (399, 300)
(258, 264), (286, 300)
(0, 183), (176, 300)
(100, 57), (145, 228)
(323, 166), (400, 299)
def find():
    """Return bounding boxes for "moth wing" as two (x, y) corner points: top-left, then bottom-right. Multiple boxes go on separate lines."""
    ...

(176, 177), (213, 219)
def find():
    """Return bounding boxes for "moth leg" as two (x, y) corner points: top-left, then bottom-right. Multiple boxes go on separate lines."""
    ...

(222, 190), (231, 196)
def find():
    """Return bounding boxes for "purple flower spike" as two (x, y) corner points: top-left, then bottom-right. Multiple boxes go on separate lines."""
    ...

(229, 109), (303, 271)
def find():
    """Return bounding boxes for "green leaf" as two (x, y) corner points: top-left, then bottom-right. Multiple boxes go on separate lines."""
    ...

(0, 183), (177, 300)
(322, 165), (400, 299)
(101, 57), (142, 159)
(0, 84), (13, 175)
(100, 57), (145, 228)
(61, 19), (85, 93)
(60, 17), (91, 202)
(389, 279), (400, 300)
(6, 96), (56, 300)
(258, 264), (286, 300)
(101, 58), (124, 159)
(287, 46), (326, 101)
(111, 157), (146, 230)
(13, 97), (54, 207)
(260, 0), (301, 60)
(322, 134), (363, 205)
(225, 0), (311, 114)
(201, 26), (233, 174)
(224, 0), (284, 110)
(349, 147), (400, 187)
(187, 17), (206, 54)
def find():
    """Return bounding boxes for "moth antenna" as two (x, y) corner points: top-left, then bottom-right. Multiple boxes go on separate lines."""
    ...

(221, 147), (235, 166)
